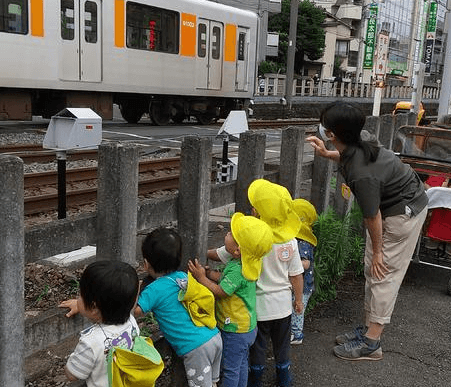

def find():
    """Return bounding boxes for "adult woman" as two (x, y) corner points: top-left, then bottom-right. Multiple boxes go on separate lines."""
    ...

(307, 101), (428, 361)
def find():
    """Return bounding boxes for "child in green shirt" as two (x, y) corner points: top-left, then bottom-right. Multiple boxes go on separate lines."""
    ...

(188, 212), (273, 387)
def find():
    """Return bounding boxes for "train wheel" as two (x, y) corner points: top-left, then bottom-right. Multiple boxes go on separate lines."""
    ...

(119, 103), (144, 124)
(196, 114), (214, 125)
(151, 101), (171, 126)
(172, 112), (186, 124)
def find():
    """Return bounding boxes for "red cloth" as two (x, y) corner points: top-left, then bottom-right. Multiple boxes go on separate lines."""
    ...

(425, 176), (451, 242)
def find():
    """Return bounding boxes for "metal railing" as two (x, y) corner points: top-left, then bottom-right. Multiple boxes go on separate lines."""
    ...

(255, 74), (440, 100)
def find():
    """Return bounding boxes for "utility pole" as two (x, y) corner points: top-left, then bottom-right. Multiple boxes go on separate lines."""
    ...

(410, 0), (429, 115)
(438, 4), (451, 118)
(285, 0), (298, 109)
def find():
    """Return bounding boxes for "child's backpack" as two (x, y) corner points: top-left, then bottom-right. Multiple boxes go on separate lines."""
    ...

(177, 271), (217, 329)
(107, 335), (164, 387)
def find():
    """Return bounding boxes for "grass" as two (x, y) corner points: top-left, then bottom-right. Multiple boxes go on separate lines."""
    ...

(308, 202), (365, 312)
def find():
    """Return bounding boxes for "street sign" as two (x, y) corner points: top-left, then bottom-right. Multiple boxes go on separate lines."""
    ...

(363, 3), (378, 70)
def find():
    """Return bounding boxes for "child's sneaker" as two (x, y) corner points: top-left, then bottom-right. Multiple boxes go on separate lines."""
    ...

(335, 325), (367, 345)
(290, 333), (304, 345)
(333, 337), (383, 361)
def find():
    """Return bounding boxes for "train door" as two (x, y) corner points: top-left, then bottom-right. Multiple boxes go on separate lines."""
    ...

(235, 27), (249, 91)
(197, 19), (223, 90)
(60, 0), (102, 82)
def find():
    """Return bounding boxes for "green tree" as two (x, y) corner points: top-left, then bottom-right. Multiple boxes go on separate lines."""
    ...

(264, 0), (326, 74)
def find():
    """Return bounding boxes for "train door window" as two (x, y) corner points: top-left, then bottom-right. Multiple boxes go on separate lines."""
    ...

(237, 32), (245, 61)
(211, 26), (221, 60)
(198, 23), (206, 58)
(0, 0), (28, 34)
(84, 1), (97, 43)
(126, 2), (179, 54)
(61, 0), (75, 40)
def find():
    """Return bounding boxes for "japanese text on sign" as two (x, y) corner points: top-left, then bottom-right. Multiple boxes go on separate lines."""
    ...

(363, 4), (378, 70)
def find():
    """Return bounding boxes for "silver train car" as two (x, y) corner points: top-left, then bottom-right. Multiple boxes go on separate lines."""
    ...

(0, 0), (258, 124)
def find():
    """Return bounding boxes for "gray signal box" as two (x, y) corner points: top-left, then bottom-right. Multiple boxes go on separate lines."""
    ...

(43, 108), (102, 150)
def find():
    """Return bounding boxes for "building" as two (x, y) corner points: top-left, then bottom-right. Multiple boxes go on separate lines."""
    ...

(311, 0), (449, 86)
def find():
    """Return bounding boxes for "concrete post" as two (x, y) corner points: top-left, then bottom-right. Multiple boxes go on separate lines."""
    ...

(363, 115), (380, 139)
(178, 136), (212, 268)
(310, 147), (334, 215)
(0, 155), (24, 387)
(96, 143), (139, 265)
(235, 131), (266, 215)
(279, 126), (305, 199)
(378, 114), (395, 150)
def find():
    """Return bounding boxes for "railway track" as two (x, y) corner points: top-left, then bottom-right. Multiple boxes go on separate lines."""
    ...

(2, 119), (318, 217)
(24, 158), (181, 215)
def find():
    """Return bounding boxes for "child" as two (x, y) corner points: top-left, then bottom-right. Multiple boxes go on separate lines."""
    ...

(59, 260), (140, 387)
(247, 179), (304, 387)
(188, 212), (273, 387)
(134, 227), (222, 387)
(290, 198), (318, 345)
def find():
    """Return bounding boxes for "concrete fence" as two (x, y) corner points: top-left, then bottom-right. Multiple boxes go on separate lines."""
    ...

(256, 74), (440, 100)
(0, 111), (416, 385)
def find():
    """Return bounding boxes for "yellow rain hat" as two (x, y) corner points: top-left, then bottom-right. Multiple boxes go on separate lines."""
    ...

(231, 212), (273, 281)
(247, 179), (301, 244)
(293, 199), (318, 247)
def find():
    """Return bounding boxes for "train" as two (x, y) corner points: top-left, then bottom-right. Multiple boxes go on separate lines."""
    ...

(0, 0), (258, 124)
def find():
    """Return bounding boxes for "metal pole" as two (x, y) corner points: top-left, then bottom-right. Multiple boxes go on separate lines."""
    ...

(372, 86), (382, 116)
(221, 135), (229, 182)
(285, 0), (299, 109)
(57, 151), (67, 219)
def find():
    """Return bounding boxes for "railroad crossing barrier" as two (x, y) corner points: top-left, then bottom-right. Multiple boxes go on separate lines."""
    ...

(0, 112), (419, 384)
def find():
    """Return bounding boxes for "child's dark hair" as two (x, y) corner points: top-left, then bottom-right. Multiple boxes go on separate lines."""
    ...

(320, 101), (380, 163)
(79, 260), (139, 325)
(141, 228), (182, 273)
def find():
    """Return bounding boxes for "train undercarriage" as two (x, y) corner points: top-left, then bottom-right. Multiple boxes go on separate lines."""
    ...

(0, 88), (248, 125)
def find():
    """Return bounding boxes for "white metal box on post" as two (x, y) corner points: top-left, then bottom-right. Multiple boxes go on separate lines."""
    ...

(43, 108), (102, 150)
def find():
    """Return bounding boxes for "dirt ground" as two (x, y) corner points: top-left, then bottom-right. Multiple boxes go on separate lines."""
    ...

(25, 221), (451, 387)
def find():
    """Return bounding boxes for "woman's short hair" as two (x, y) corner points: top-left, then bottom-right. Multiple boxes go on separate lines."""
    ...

(141, 228), (182, 273)
(79, 260), (139, 325)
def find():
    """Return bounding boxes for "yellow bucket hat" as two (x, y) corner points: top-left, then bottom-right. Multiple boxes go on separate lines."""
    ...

(231, 212), (273, 281)
(247, 179), (301, 244)
(293, 199), (318, 247)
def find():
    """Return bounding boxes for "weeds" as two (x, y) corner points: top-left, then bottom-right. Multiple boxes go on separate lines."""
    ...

(308, 203), (365, 312)
(35, 284), (50, 304)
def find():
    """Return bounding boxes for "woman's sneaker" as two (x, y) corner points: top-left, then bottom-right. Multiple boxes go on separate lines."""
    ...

(333, 336), (383, 361)
(335, 325), (367, 345)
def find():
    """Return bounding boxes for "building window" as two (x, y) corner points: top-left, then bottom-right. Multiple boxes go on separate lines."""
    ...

(1, 0), (28, 34)
(335, 40), (348, 57)
(126, 2), (179, 54)
(348, 51), (358, 67)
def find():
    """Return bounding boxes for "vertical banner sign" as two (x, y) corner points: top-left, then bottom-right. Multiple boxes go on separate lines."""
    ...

(374, 31), (389, 79)
(424, 1), (438, 74)
(363, 4), (378, 69)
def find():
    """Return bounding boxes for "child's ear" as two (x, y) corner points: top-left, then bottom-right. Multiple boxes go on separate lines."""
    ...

(234, 246), (241, 258)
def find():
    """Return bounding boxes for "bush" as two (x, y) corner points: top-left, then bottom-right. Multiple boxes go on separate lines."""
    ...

(308, 203), (365, 312)
(258, 60), (285, 76)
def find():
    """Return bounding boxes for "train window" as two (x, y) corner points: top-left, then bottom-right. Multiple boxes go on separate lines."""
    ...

(238, 33), (246, 61)
(198, 23), (206, 58)
(211, 26), (221, 60)
(0, 0), (28, 34)
(84, 1), (97, 43)
(61, 0), (75, 40)
(126, 2), (179, 54)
